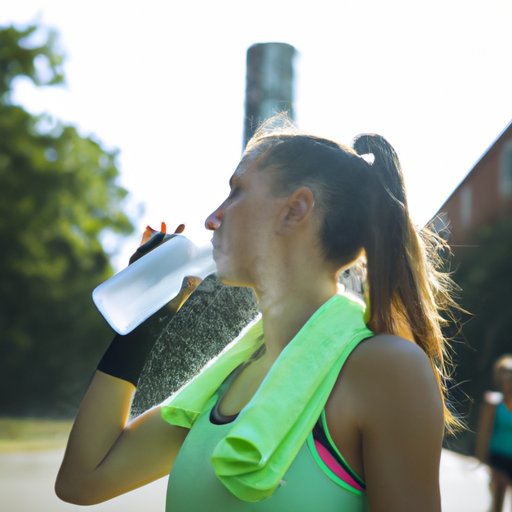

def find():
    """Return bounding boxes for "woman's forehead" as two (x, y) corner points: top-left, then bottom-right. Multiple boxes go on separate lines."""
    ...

(231, 153), (263, 182)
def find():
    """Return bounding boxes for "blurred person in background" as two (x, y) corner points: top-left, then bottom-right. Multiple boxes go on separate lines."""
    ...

(475, 354), (512, 512)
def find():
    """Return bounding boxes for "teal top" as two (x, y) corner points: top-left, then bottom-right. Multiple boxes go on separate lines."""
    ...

(161, 292), (373, 503)
(490, 402), (512, 457)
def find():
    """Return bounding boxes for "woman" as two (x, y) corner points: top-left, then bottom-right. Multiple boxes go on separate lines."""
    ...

(475, 354), (512, 512)
(55, 116), (460, 511)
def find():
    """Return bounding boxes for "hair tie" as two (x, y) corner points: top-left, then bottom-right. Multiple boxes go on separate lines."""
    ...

(358, 152), (375, 166)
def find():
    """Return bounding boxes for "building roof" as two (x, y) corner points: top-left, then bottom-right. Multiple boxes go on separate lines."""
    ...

(435, 119), (512, 215)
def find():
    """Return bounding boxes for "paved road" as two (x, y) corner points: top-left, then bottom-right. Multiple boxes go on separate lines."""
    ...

(0, 448), (510, 511)
(0, 449), (167, 512)
(440, 449), (511, 511)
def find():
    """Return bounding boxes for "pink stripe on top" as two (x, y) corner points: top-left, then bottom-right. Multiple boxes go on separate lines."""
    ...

(314, 439), (365, 492)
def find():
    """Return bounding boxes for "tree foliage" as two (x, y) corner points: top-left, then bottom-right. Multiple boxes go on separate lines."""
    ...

(0, 24), (64, 100)
(445, 217), (512, 452)
(0, 23), (134, 415)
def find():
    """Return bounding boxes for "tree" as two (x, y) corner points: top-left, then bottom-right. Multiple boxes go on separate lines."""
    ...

(0, 24), (135, 415)
(444, 217), (512, 453)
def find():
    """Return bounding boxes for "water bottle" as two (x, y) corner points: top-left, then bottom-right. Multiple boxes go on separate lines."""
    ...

(92, 234), (216, 335)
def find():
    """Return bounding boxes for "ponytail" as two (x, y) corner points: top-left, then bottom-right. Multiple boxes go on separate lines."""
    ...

(353, 134), (410, 335)
(353, 133), (462, 434)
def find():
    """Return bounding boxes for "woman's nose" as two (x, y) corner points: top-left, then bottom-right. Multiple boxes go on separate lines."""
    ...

(205, 205), (223, 230)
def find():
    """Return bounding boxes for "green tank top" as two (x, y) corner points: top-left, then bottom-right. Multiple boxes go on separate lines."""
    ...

(165, 395), (368, 512)
(162, 292), (373, 508)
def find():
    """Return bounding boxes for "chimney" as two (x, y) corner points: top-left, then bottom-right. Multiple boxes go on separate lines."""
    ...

(243, 42), (296, 148)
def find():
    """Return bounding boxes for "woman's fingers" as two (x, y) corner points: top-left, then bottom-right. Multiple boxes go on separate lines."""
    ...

(140, 225), (158, 246)
(167, 276), (203, 313)
(173, 223), (185, 234)
(128, 222), (185, 265)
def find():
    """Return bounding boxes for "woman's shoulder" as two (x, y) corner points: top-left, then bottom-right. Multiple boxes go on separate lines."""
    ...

(348, 333), (435, 378)
(330, 333), (443, 425)
(326, 333), (444, 483)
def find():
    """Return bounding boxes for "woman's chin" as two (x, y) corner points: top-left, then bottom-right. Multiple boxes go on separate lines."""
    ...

(213, 265), (233, 285)
(217, 272), (242, 287)
(215, 267), (253, 289)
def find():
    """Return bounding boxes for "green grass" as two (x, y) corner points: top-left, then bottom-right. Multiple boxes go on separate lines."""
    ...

(0, 418), (72, 452)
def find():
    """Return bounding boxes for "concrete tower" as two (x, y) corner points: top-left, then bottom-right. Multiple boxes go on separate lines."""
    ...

(243, 42), (296, 148)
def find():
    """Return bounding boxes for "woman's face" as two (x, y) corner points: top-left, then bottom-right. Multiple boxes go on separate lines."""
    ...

(499, 369), (512, 397)
(205, 155), (285, 287)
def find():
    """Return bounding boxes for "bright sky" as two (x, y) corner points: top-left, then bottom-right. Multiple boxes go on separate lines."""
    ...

(2, 0), (511, 271)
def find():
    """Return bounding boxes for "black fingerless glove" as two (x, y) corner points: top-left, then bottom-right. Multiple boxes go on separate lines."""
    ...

(129, 231), (172, 265)
(97, 227), (180, 386)
(97, 302), (176, 387)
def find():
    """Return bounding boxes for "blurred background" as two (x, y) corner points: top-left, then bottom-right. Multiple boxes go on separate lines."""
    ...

(0, 1), (511, 510)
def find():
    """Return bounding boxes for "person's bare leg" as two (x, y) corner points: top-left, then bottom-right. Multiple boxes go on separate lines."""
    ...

(490, 469), (508, 512)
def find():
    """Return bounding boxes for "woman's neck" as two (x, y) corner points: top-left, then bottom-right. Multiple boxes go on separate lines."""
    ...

(249, 229), (339, 358)
(256, 274), (338, 359)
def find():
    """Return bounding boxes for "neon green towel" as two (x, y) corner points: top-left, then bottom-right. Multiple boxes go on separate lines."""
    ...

(161, 292), (372, 502)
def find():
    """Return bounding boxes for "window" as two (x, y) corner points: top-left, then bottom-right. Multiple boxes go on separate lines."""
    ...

(430, 212), (451, 241)
(500, 140), (512, 196)
(460, 185), (472, 226)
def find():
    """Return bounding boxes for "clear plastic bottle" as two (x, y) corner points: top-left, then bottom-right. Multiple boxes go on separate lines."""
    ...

(92, 235), (215, 335)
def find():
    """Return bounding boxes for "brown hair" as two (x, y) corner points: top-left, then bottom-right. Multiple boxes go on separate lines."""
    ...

(245, 114), (462, 434)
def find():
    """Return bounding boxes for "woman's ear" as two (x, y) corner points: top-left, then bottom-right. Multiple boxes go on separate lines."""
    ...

(277, 186), (316, 234)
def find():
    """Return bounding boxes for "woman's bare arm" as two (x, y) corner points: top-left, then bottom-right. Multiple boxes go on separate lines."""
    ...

(329, 335), (445, 512)
(56, 224), (193, 505)
(55, 371), (188, 505)
(474, 392), (499, 463)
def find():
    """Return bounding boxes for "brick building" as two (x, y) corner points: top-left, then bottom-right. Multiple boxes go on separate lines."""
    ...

(432, 120), (512, 249)
(431, 120), (512, 456)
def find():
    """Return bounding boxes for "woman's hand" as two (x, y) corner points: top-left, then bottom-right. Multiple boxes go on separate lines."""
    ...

(128, 222), (185, 265)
